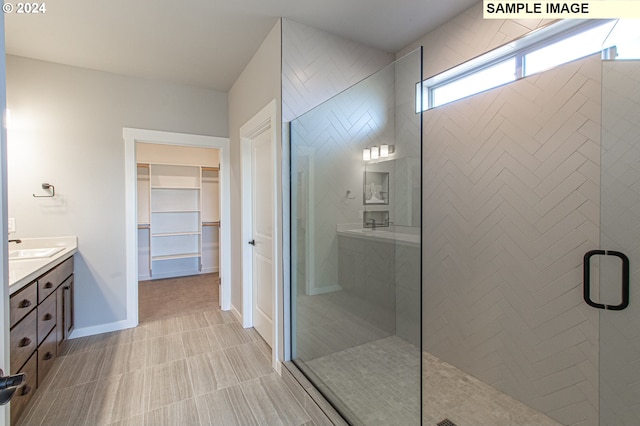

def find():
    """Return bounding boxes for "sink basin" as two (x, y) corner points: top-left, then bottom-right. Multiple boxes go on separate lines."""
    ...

(9, 247), (64, 260)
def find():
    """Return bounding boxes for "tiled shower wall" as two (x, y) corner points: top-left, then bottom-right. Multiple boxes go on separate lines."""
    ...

(282, 19), (394, 122)
(397, 3), (550, 78)
(423, 55), (602, 425)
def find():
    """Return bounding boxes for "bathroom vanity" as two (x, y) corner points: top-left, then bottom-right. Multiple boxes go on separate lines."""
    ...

(8, 237), (77, 424)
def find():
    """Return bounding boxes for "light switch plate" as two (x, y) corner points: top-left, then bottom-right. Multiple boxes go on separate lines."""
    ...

(8, 217), (15, 233)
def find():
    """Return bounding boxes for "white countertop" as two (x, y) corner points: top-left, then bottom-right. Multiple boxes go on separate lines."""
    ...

(9, 236), (78, 295)
(336, 224), (420, 247)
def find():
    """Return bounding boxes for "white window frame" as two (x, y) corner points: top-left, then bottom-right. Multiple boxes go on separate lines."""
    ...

(418, 19), (616, 111)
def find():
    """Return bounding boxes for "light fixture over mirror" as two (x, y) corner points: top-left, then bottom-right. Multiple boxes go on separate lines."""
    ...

(362, 148), (371, 161)
(371, 146), (379, 159)
(363, 144), (394, 161)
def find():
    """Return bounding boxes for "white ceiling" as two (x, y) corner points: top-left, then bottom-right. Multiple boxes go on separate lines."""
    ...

(5, 0), (479, 91)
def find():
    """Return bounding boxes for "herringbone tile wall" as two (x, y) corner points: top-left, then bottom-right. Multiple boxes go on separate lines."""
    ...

(423, 54), (602, 426)
(599, 60), (640, 425)
(397, 2), (551, 79)
(282, 19), (394, 122)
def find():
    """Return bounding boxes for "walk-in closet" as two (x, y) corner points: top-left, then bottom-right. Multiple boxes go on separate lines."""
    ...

(135, 143), (221, 321)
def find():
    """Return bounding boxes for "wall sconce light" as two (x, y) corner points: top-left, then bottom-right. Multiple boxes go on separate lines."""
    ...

(363, 144), (394, 161)
(371, 146), (379, 160)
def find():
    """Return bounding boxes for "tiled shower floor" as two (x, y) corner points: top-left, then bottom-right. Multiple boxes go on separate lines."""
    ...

(305, 335), (561, 426)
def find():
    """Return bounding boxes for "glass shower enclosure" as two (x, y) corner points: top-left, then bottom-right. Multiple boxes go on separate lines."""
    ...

(289, 20), (640, 426)
(598, 21), (640, 425)
(289, 49), (423, 425)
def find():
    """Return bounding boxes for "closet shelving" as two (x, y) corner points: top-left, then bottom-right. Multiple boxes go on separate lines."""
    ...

(149, 164), (202, 278)
(137, 162), (221, 280)
(201, 166), (220, 276)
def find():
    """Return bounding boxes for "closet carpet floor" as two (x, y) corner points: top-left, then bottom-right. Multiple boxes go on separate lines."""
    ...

(16, 274), (314, 426)
(139, 273), (221, 323)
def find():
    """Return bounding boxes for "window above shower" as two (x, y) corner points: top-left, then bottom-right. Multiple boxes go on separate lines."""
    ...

(417, 18), (640, 111)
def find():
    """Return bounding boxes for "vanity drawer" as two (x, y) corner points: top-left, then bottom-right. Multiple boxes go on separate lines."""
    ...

(10, 309), (37, 374)
(38, 268), (59, 303)
(10, 352), (37, 426)
(10, 281), (37, 328)
(37, 295), (56, 346)
(38, 329), (57, 388)
(57, 256), (74, 282)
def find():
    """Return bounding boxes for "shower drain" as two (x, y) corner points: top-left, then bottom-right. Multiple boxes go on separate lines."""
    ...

(437, 420), (458, 426)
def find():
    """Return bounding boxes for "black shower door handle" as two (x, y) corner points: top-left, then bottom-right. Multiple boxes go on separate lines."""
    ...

(583, 250), (630, 310)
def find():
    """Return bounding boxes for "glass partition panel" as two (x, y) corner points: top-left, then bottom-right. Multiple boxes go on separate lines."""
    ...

(599, 20), (640, 425)
(290, 48), (422, 425)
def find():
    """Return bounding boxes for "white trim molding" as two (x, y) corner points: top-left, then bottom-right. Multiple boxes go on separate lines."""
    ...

(239, 100), (280, 371)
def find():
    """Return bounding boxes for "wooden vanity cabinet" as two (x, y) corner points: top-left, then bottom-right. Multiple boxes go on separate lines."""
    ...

(9, 255), (74, 424)
(9, 283), (36, 328)
(9, 309), (37, 375)
(56, 275), (74, 349)
(9, 354), (37, 426)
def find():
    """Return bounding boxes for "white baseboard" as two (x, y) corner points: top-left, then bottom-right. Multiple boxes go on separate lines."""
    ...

(70, 318), (137, 339)
(201, 266), (220, 274)
(230, 304), (242, 323)
(308, 284), (342, 296)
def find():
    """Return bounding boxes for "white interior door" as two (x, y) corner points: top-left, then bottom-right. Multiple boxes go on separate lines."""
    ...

(251, 129), (274, 348)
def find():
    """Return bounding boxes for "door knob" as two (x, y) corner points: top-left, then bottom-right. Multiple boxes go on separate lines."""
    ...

(248, 240), (256, 246)
(0, 369), (26, 405)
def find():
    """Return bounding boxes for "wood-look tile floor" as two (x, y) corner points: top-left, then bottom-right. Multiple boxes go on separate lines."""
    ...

(17, 275), (314, 426)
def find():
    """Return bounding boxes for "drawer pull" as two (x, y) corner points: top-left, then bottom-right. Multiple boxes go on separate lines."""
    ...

(18, 300), (32, 309)
(43, 313), (53, 321)
(20, 384), (32, 396)
(43, 282), (53, 289)
(43, 352), (53, 361)
(19, 337), (31, 347)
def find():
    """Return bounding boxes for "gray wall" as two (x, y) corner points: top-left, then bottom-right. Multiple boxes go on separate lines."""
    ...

(6, 55), (228, 331)
(227, 20), (282, 318)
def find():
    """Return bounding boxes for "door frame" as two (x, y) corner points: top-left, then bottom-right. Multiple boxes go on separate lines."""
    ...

(240, 100), (280, 371)
(123, 128), (232, 328)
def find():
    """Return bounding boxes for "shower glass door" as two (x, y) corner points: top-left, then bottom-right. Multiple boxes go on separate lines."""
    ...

(598, 21), (640, 425)
(290, 49), (422, 425)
